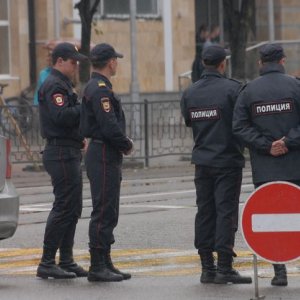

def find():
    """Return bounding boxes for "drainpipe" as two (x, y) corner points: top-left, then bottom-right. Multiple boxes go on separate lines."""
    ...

(53, 0), (61, 39)
(27, 0), (37, 85)
(268, 0), (275, 42)
(130, 0), (140, 138)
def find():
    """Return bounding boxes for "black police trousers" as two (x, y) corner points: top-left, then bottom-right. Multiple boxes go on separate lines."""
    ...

(194, 165), (242, 255)
(85, 141), (122, 251)
(42, 145), (83, 250)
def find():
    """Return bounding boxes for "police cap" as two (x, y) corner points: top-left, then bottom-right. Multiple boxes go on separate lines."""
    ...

(259, 43), (285, 63)
(52, 42), (87, 62)
(202, 45), (229, 65)
(90, 43), (124, 63)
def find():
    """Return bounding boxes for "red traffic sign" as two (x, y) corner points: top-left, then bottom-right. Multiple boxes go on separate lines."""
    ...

(241, 181), (300, 263)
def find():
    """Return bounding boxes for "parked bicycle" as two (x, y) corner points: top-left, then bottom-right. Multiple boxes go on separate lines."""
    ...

(0, 84), (34, 136)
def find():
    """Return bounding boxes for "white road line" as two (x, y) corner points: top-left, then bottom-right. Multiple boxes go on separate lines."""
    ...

(19, 189), (197, 212)
(120, 189), (196, 199)
(19, 188), (250, 213)
(121, 204), (191, 209)
(20, 204), (192, 212)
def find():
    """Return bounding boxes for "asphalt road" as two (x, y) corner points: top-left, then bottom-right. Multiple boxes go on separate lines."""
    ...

(0, 164), (299, 300)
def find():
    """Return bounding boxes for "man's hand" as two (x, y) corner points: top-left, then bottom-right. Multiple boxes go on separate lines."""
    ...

(270, 137), (288, 157)
(123, 137), (134, 156)
(82, 138), (88, 153)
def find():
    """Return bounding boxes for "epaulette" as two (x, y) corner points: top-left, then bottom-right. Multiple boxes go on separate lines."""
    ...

(98, 80), (107, 88)
(238, 83), (248, 93)
(228, 78), (243, 84)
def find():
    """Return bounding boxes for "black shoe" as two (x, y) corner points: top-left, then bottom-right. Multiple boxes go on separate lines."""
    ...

(271, 275), (288, 286)
(36, 263), (76, 279)
(107, 266), (131, 280)
(104, 253), (131, 280)
(199, 252), (216, 284)
(200, 269), (216, 283)
(271, 264), (288, 286)
(87, 267), (123, 282)
(59, 262), (88, 277)
(214, 269), (252, 284)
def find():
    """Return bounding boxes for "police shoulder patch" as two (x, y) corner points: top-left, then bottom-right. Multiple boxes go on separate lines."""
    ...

(52, 93), (64, 106)
(98, 81), (107, 88)
(101, 97), (111, 112)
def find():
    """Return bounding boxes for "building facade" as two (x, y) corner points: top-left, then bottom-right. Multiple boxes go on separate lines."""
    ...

(1, 0), (300, 98)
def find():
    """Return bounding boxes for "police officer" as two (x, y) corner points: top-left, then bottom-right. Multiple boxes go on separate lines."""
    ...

(181, 45), (252, 284)
(36, 42), (88, 279)
(233, 43), (300, 286)
(80, 43), (133, 282)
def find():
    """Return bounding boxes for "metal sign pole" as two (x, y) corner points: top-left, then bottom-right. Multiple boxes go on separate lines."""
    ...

(250, 254), (265, 300)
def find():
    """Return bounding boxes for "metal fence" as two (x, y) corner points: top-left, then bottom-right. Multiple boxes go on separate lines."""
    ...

(0, 100), (193, 167)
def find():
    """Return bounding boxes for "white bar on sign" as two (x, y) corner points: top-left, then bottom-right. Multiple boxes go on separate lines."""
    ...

(252, 214), (300, 232)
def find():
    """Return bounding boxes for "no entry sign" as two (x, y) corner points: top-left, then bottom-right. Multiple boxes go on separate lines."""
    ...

(241, 181), (300, 263)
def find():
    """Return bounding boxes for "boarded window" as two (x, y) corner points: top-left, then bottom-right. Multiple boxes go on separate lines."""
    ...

(0, 0), (9, 75)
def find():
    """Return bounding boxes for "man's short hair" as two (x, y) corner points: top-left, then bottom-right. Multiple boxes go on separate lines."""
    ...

(202, 45), (229, 66)
(259, 43), (285, 63)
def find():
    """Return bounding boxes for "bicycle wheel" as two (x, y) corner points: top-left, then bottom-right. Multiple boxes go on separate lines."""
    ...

(0, 97), (33, 136)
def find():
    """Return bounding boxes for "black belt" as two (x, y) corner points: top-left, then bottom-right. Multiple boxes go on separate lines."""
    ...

(47, 138), (83, 149)
(91, 138), (103, 144)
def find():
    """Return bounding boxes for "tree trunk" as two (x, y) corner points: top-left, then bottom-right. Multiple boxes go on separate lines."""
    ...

(74, 0), (100, 85)
(223, 0), (254, 79)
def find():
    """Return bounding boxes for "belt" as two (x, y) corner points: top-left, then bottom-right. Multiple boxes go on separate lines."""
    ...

(47, 138), (83, 149)
(91, 138), (103, 144)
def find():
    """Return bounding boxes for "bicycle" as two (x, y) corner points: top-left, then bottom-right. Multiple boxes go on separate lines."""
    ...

(0, 83), (34, 136)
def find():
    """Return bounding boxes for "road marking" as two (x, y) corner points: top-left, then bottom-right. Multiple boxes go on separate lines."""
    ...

(20, 202), (195, 213)
(252, 214), (300, 232)
(120, 190), (196, 199)
(20, 201), (247, 213)
(0, 248), (296, 277)
(19, 181), (254, 214)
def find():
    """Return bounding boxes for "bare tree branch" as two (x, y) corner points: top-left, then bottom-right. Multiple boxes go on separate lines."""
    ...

(90, 0), (100, 17)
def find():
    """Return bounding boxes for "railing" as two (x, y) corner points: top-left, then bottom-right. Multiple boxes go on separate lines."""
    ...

(0, 100), (193, 168)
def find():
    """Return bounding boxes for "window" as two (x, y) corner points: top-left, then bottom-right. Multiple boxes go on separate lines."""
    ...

(96, 0), (160, 19)
(0, 0), (9, 75)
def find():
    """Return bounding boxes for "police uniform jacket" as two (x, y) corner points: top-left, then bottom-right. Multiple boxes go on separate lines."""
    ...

(38, 68), (83, 144)
(80, 72), (132, 153)
(180, 69), (244, 168)
(233, 63), (300, 184)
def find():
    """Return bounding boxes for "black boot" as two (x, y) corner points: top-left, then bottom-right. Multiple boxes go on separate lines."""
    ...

(199, 252), (216, 283)
(59, 248), (88, 277)
(87, 249), (123, 282)
(37, 247), (76, 279)
(214, 252), (252, 284)
(104, 252), (131, 280)
(271, 264), (288, 286)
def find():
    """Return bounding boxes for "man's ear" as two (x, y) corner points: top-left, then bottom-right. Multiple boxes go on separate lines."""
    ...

(279, 57), (286, 65)
(218, 59), (226, 74)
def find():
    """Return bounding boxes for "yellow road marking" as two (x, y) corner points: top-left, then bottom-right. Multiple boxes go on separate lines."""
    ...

(0, 248), (299, 277)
